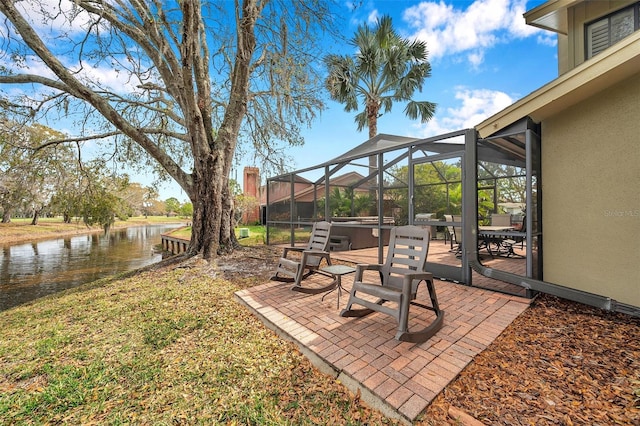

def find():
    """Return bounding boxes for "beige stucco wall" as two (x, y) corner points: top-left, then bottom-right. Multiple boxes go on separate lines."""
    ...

(541, 73), (640, 308)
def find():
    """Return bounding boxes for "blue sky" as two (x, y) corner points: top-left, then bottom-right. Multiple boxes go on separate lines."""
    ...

(221, 0), (559, 203)
(4, 0), (559, 202)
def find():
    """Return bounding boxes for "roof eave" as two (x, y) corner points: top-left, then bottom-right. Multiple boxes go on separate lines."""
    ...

(476, 32), (640, 138)
(523, 0), (580, 35)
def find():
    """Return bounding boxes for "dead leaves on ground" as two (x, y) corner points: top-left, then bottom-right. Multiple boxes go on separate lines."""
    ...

(423, 294), (640, 425)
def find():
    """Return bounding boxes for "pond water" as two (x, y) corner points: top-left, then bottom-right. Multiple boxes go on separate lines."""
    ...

(0, 224), (184, 312)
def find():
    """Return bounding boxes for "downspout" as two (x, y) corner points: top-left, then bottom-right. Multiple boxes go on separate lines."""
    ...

(469, 263), (619, 311)
(463, 129), (635, 316)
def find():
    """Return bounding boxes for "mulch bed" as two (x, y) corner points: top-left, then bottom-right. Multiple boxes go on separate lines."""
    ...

(221, 246), (640, 425)
(423, 294), (640, 425)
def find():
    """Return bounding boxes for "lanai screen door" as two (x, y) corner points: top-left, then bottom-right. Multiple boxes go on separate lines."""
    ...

(470, 119), (542, 295)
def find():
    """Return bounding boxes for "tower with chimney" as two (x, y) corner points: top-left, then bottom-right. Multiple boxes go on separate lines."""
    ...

(241, 166), (260, 224)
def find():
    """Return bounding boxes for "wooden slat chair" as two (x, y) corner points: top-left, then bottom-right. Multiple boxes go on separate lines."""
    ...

(340, 225), (444, 343)
(271, 221), (333, 293)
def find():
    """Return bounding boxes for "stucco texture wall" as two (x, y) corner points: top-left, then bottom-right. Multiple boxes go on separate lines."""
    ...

(541, 74), (640, 308)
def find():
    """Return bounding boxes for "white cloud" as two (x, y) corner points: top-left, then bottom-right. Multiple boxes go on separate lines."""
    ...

(69, 62), (141, 93)
(0, 49), (140, 96)
(414, 87), (514, 137)
(17, 0), (105, 37)
(467, 51), (485, 69)
(537, 34), (558, 47)
(367, 9), (380, 24)
(0, 52), (57, 81)
(4, 1), (139, 95)
(402, 0), (547, 66)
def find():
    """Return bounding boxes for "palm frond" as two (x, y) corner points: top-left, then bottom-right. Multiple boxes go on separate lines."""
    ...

(323, 14), (436, 134)
(354, 110), (368, 132)
(404, 100), (437, 123)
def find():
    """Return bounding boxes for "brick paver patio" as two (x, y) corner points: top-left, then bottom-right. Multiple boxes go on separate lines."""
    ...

(235, 244), (531, 423)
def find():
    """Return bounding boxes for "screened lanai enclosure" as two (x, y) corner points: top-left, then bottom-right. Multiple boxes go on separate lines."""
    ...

(265, 119), (542, 297)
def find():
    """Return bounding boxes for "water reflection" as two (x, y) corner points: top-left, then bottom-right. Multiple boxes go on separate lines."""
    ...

(0, 224), (183, 311)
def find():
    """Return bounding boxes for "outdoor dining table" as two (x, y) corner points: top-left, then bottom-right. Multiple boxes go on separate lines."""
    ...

(478, 225), (516, 257)
(478, 226), (516, 232)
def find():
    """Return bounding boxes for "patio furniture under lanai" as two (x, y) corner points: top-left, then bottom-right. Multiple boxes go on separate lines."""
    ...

(501, 215), (527, 258)
(271, 221), (334, 292)
(479, 225), (516, 257)
(340, 225), (444, 343)
(490, 213), (512, 227)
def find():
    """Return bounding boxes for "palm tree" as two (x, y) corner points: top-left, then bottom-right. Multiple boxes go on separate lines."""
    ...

(324, 15), (436, 201)
(324, 15), (436, 139)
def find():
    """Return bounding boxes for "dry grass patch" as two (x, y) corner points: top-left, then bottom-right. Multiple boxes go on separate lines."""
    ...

(0, 249), (396, 425)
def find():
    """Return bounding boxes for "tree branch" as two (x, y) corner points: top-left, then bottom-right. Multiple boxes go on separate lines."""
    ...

(0, 74), (69, 92)
(0, 1), (193, 196)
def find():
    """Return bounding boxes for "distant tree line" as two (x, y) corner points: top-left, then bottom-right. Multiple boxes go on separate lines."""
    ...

(0, 120), (190, 230)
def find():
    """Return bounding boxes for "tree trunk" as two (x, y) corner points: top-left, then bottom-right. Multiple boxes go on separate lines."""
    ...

(31, 209), (40, 225)
(188, 152), (222, 259)
(184, 0), (257, 260)
(367, 101), (380, 209)
(219, 183), (238, 253)
(187, 142), (244, 259)
(1, 209), (11, 223)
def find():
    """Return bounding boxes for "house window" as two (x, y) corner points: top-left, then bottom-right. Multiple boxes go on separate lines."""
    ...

(586, 2), (639, 58)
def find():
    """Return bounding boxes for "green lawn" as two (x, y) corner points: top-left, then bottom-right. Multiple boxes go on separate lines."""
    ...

(0, 253), (395, 425)
(235, 225), (266, 246)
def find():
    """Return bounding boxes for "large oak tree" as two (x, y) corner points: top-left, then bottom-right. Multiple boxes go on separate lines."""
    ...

(0, 0), (334, 259)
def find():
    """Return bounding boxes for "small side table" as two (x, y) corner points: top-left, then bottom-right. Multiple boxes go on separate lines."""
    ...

(319, 264), (356, 309)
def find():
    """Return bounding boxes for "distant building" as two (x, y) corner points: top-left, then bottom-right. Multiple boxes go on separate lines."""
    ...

(241, 167), (260, 224)
(260, 171), (370, 222)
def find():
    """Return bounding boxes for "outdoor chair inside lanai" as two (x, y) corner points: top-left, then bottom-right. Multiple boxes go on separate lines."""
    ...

(271, 221), (335, 293)
(340, 225), (444, 343)
(490, 213), (512, 227)
(444, 214), (463, 256)
(501, 215), (527, 257)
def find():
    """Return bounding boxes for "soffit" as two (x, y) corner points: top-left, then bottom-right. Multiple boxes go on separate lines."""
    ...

(524, 0), (579, 34)
(476, 32), (640, 139)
